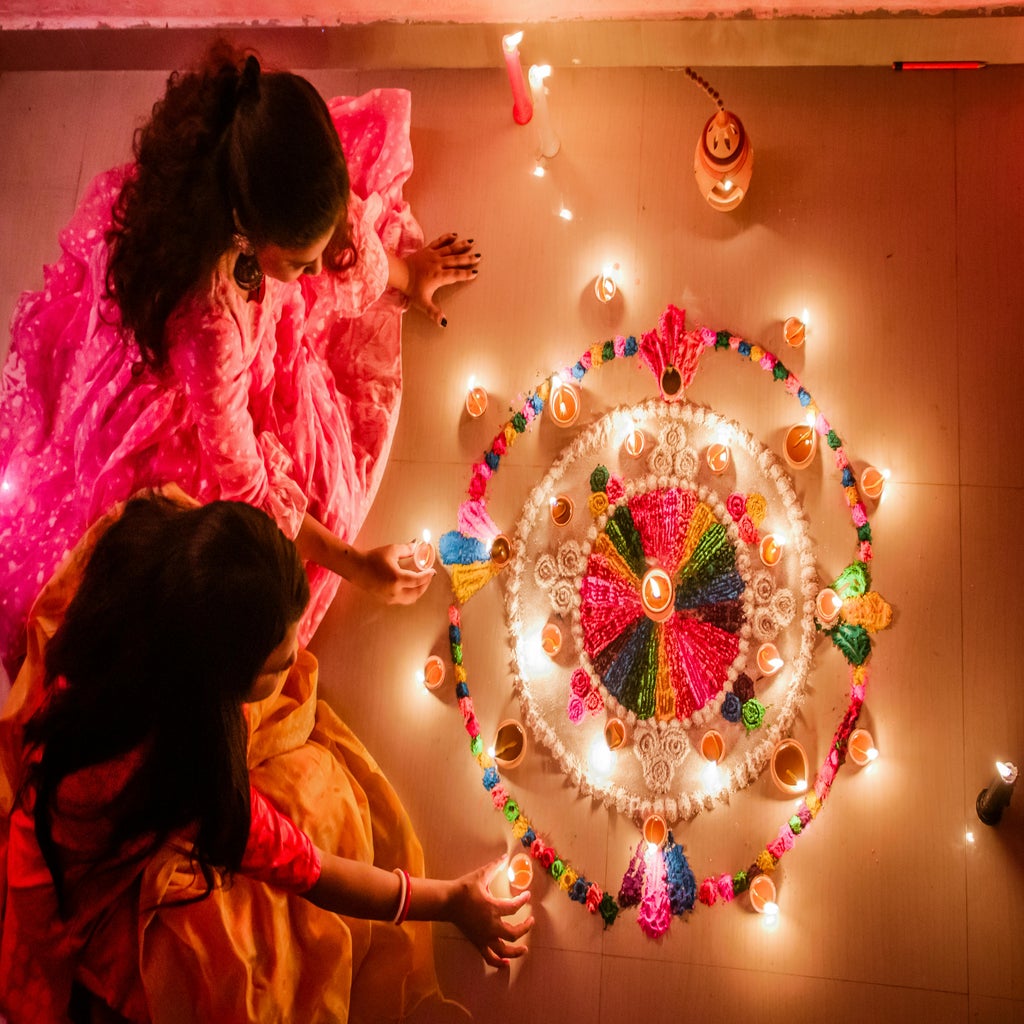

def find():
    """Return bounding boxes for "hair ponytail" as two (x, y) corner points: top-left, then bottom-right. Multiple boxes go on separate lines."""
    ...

(106, 43), (350, 369)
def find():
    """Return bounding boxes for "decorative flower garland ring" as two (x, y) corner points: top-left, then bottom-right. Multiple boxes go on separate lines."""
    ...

(440, 303), (893, 935)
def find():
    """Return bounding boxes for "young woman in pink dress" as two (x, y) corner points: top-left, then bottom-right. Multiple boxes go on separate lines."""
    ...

(0, 43), (478, 675)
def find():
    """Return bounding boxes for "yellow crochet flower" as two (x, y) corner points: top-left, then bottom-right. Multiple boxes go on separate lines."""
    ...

(558, 867), (578, 892)
(537, 378), (551, 401)
(745, 492), (768, 525)
(588, 492), (609, 517)
(755, 849), (777, 874)
(512, 816), (531, 840)
(476, 752), (494, 770)
(504, 423), (517, 447)
(806, 791), (822, 817)
(842, 591), (893, 632)
(749, 344), (764, 363)
(454, 665), (467, 683)
(844, 485), (860, 508)
(590, 342), (606, 366)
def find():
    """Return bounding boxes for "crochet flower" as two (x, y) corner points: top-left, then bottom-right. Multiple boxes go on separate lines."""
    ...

(588, 492), (609, 517)
(745, 493), (767, 525)
(586, 884), (603, 914)
(571, 668), (592, 697)
(567, 694), (585, 724)
(726, 493), (747, 521)
(721, 691), (742, 722)
(741, 697), (766, 732)
(738, 514), (758, 545)
(605, 476), (625, 503)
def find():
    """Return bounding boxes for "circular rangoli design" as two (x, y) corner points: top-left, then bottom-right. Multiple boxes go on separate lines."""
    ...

(438, 304), (893, 935)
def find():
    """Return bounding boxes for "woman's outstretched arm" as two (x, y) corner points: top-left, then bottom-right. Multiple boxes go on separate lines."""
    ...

(304, 852), (533, 968)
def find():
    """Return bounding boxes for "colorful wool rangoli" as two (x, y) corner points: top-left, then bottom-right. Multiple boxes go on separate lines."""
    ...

(439, 303), (892, 936)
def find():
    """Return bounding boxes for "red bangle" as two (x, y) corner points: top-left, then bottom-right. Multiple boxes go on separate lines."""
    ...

(392, 868), (412, 926)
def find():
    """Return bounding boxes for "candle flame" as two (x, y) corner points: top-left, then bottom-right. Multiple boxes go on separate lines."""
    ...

(769, 658), (784, 671)
(533, 163), (546, 178)
(996, 760), (1018, 782)
(502, 31), (523, 52)
(559, 207), (574, 221)
(866, 747), (879, 761)
(804, 411), (816, 428)
(421, 528), (431, 544)
(649, 577), (662, 600)
(763, 900), (780, 918)
(528, 63), (552, 87)
(589, 735), (615, 775)
(467, 374), (476, 389)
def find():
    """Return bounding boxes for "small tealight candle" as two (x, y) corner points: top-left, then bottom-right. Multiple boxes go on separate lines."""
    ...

(769, 738), (809, 795)
(783, 315), (806, 348)
(604, 717), (627, 750)
(594, 266), (617, 303)
(548, 377), (581, 427)
(465, 378), (488, 418)
(706, 442), (731, 475)
(642, 813), (667, 847)
(660, 365), (683, 400)
(541, 622), (562, 657)
(421, 655), (445, 691)
(815, 587), (843, 628)
(847, 728), (878, 767)
(490, 534), (512, 566)
(758, 533), (784, 567)
(640, 568), (675, 623)
(756, 642), (783, 677)
(749, 873), (777, 913)
(700, 730), (725, 763)
(493, 719), (527, 770)
(508, 852), (534, 892)
(400, 530), (435, 571)
(783, 422), (817, 469)
(549, 494), (574, 527)
(860, 465), (886, 500)
(623, 427), (646, 458)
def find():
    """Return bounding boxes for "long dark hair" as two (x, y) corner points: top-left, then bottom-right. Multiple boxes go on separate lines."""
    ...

(23, 496), (310, 913)
(106, 41), (353, 369)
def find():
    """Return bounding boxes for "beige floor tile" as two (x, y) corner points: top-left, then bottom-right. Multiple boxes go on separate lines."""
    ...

(3, 53), (1023, 1022)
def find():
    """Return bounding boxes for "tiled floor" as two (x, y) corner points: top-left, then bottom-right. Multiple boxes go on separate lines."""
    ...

(1, 47), (1022, 1024)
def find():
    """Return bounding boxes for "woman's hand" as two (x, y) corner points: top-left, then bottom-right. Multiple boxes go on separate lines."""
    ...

(391, 233), (480, 326)
(447, 856), (533, 968)
(345, 543), (434, 605)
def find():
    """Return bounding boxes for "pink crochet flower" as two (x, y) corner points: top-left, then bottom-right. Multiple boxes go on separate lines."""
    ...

(605, 476), (625, 502)
(852, 504), (868, 528)
(580, 350), (593, 370)
(570, 668), (591, 697)
(759, 352), (777, 371)
(726, 492), (747, 521)
(738, 514), (759, 545)
(614, 335), (627, 358)
(567, 694), (585, 724)
(448, 605), (461, 627)
(491, 434), (508, 456)
(585, 884), (603, 914)
(491, 785), (509, 809)
(584, 688), (604, 716)
(698, 877), (718, 906)
(464, 714), (480, 738)
(716, 873), (735, 902)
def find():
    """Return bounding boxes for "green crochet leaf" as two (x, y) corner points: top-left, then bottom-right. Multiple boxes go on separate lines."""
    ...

(833, 560), (870, 599)
(830, 622), (871, 666)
